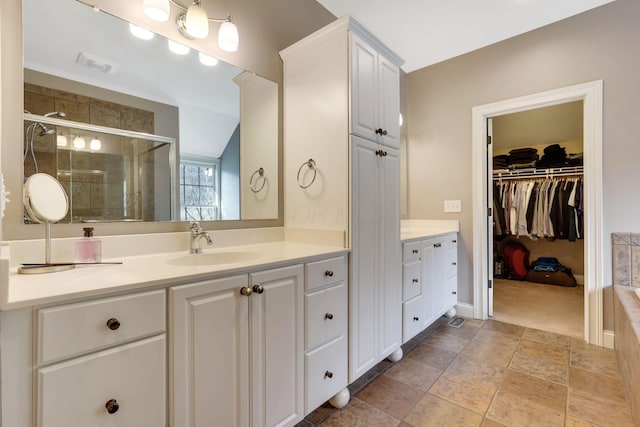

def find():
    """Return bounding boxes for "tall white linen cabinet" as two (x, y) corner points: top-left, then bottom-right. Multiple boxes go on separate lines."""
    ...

(280, 15), (404, 387)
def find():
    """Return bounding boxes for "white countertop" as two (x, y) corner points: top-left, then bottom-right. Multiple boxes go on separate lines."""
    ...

(400, 219), (459, 242)
(1, 241), (348, 310)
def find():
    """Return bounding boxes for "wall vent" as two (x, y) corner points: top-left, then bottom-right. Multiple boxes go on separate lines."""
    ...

(75, 52), (119, 74)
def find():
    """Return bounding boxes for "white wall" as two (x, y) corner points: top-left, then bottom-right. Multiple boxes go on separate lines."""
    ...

(406, 0), (640, 329)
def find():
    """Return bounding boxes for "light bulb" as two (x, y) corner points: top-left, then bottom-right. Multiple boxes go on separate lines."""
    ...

(90, 137), (102, 151)
(56, 135), (68, 147)
(143, 0), (170, 22)
(168, 39), (190, 55)
(198, 52), (219, 66)
(73, 136), (86, 149)
(185, 3), (209, 39)
(218, 21), (239, 52)
(129, 23), (154, 40)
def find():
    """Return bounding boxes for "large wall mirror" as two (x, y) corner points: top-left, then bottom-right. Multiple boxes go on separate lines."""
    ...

(22, 0), (278, 224)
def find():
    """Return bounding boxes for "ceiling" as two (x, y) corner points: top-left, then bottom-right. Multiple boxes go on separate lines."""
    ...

(315, 0), (616, 72)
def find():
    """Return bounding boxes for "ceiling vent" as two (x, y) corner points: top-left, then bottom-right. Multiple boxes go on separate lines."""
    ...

(75, 52), (119, 74)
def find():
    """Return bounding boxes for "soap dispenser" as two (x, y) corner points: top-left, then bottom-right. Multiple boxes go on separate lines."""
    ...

(75, 227), (102, 263)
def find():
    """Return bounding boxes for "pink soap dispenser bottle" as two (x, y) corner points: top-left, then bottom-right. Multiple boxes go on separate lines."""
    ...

(75, 227), (102, 263)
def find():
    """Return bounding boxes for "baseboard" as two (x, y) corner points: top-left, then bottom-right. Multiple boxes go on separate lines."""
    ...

(603, 330), (615, 349)
(455, 303), (474, 318)
(574, 274), (584, 285)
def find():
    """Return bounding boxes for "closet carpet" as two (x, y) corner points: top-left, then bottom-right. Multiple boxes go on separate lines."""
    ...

(491, 278), (584, 339)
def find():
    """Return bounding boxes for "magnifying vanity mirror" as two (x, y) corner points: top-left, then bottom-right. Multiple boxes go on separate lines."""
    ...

(21, 0), (279, 225)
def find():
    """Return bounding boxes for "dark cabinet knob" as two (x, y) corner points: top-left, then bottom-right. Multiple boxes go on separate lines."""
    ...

(434, 242), (442, 248)
(252, 285), (264, 294)
(413, 316), (419, 321)
(106, 318), (120, 331)
(412, 278), (419, 283)
(105, 399), (119, 414)
(452, 239), (457, 243)
(324, 371), (333, 379)
(375, 128), (382, 135)
(325, 270), (334, 277)
(325, 313), (334, 320)
(452, 291), (457, 295)
(452, 262), (457, 266)
(412, 249), (419, 254)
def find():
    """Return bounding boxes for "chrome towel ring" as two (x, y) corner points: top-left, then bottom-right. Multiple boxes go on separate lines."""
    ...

(297, 159), (317, 189)
(249, 167), (266, 193)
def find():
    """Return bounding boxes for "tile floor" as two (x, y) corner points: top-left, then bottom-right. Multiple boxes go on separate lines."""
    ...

(298, 318), (635, 427)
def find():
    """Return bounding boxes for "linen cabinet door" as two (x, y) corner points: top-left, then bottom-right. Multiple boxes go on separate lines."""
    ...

(350, 32), (378, 142)
(377, 54), (400, 149)
(250, 265), (304, 427)
(169, 275), (250, 427)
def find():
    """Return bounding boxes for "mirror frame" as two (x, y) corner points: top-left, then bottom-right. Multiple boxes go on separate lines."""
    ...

(1, 0), (284, 240)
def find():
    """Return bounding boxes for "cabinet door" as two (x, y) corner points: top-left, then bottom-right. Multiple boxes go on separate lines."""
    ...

(169, 275), (250, 427)
(250, 265), (304, 427)
(378, 146), (402, 357)
(377, 54), (400, 149)
(421, 239), (437, 326)
(350, 32), (378, 142)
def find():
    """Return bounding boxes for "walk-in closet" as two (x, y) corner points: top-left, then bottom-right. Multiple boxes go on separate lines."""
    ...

(490, 101), (585, 338)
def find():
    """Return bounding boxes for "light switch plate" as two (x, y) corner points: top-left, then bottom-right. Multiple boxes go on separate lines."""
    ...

(444, 200), (461, 213)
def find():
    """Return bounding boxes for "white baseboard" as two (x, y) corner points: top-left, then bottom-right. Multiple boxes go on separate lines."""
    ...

(455, 303), (474, 318)
(603, 330), (615, 349)
(574, 274), (584, 285)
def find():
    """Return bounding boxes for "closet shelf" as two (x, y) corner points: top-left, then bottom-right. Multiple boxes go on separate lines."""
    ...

(493, 166), (583, 181)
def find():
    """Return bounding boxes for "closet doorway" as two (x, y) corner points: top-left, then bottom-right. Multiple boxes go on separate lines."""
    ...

(490, 102), (584, 338)
(471, 81), (604, 346)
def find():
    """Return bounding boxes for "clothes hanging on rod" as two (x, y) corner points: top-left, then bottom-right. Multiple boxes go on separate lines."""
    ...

(493, 175), (583, 242)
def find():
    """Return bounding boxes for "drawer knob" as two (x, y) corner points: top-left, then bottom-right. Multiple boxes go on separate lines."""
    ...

(105, 399), (119, 414)
(252, 285), (264, 294)
(325, 270), (334, 277)
(452, 262), (457, 266)
(452, 239), (457, 243)
(325, 313), (334, 320)
(324, 371), (333, 379)
(452, 291), (457, 295)
(106, 318), (120, 331)
(240, 287), (253, 297)
(412, 249), (419, 254)
(412, 278), (419, 283)
(413, 316), (420, 321)
(434, 242), (442, 248)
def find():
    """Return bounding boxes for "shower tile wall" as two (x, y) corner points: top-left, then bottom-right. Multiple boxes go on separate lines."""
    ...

(612, 233), (640, 287)
(24, 83), (156, 221)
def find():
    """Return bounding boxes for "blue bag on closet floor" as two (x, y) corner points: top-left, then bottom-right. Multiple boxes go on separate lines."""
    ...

(531, 257), (568, 272)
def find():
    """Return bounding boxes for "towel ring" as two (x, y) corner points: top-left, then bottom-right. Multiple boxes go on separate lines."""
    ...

(249, 167), (266, 193)
(297, 159), (317, 189)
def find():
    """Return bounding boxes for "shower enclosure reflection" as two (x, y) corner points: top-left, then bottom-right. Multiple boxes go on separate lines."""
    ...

(23, 113), (174, 223)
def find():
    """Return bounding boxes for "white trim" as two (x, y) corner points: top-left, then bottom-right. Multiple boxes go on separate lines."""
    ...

(455, 303), (474, 319)
(603, 330), (615, 349)
(472, 80), (604, 346)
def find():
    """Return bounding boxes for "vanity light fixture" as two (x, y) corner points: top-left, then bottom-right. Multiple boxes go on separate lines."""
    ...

(198, 52), (218, 66)
(90, 137), (102, 151)
(73, 136), (86, 150)
(56, 135), (68, 148)
(168, 39), (190, 55)
(129, 23), (155, 40)
(399, 113), (403, 127)
(143, 0), (239, 52)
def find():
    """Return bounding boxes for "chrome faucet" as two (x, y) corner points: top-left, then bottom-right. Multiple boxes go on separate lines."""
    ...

(189, 222), (213, 254)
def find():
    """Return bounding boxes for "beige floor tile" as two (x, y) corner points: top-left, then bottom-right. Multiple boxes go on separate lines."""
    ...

(428, 372), (496, 415)
(565, 415), (600, 426)
(384, 359), (442, 391)
(509, 353), (568, 385)
(422, 330), (469, 353)
(404, 393), (483, 427)
(517, 339), (570, 365)
(445, 355), (506, 388)
(500, 370), (567, 412)
(356, 375), (423, 420)
(473, 328), (522, 347)
(569, 366), (627, 404)
(435, 322), (481, 340)
(480, 419), (507, 427)
(465, 318), (486, 328)
(567, 389), (635, 427)
(481, 319), (526, 337)
(460, 338), (516, 368)
(320, 398), (399, 427)
(570, 339), (621, 378)
(523, 328), (572, 349)
(486, 391), (564, 427)
(405, 343), (458, 370)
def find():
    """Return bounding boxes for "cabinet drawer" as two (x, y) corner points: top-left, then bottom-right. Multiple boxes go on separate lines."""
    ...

(305, 282), (347, 350)
(305, 335), (347, 415)
(403, 295), (424, 343)
(37, 290), (166, 364)
(37, 335), (166, 427)
(305, 256), (346, 291)
(402, 261), (421, 302)
(402, 241), (421, 262)
(446, 246), (458, 279)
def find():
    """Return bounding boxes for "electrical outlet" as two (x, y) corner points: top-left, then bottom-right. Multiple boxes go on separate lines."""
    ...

(444, 200), (461, 213)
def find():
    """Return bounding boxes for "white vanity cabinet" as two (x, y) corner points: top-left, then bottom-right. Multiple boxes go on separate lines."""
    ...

(402, 241), (424, 343)
(170, 265), (304, 427)
(281, 15), (404, 384)
(35, 290), (167, 427)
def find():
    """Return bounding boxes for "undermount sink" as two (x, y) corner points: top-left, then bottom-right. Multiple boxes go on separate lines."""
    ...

(166, 251), (260, 267)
